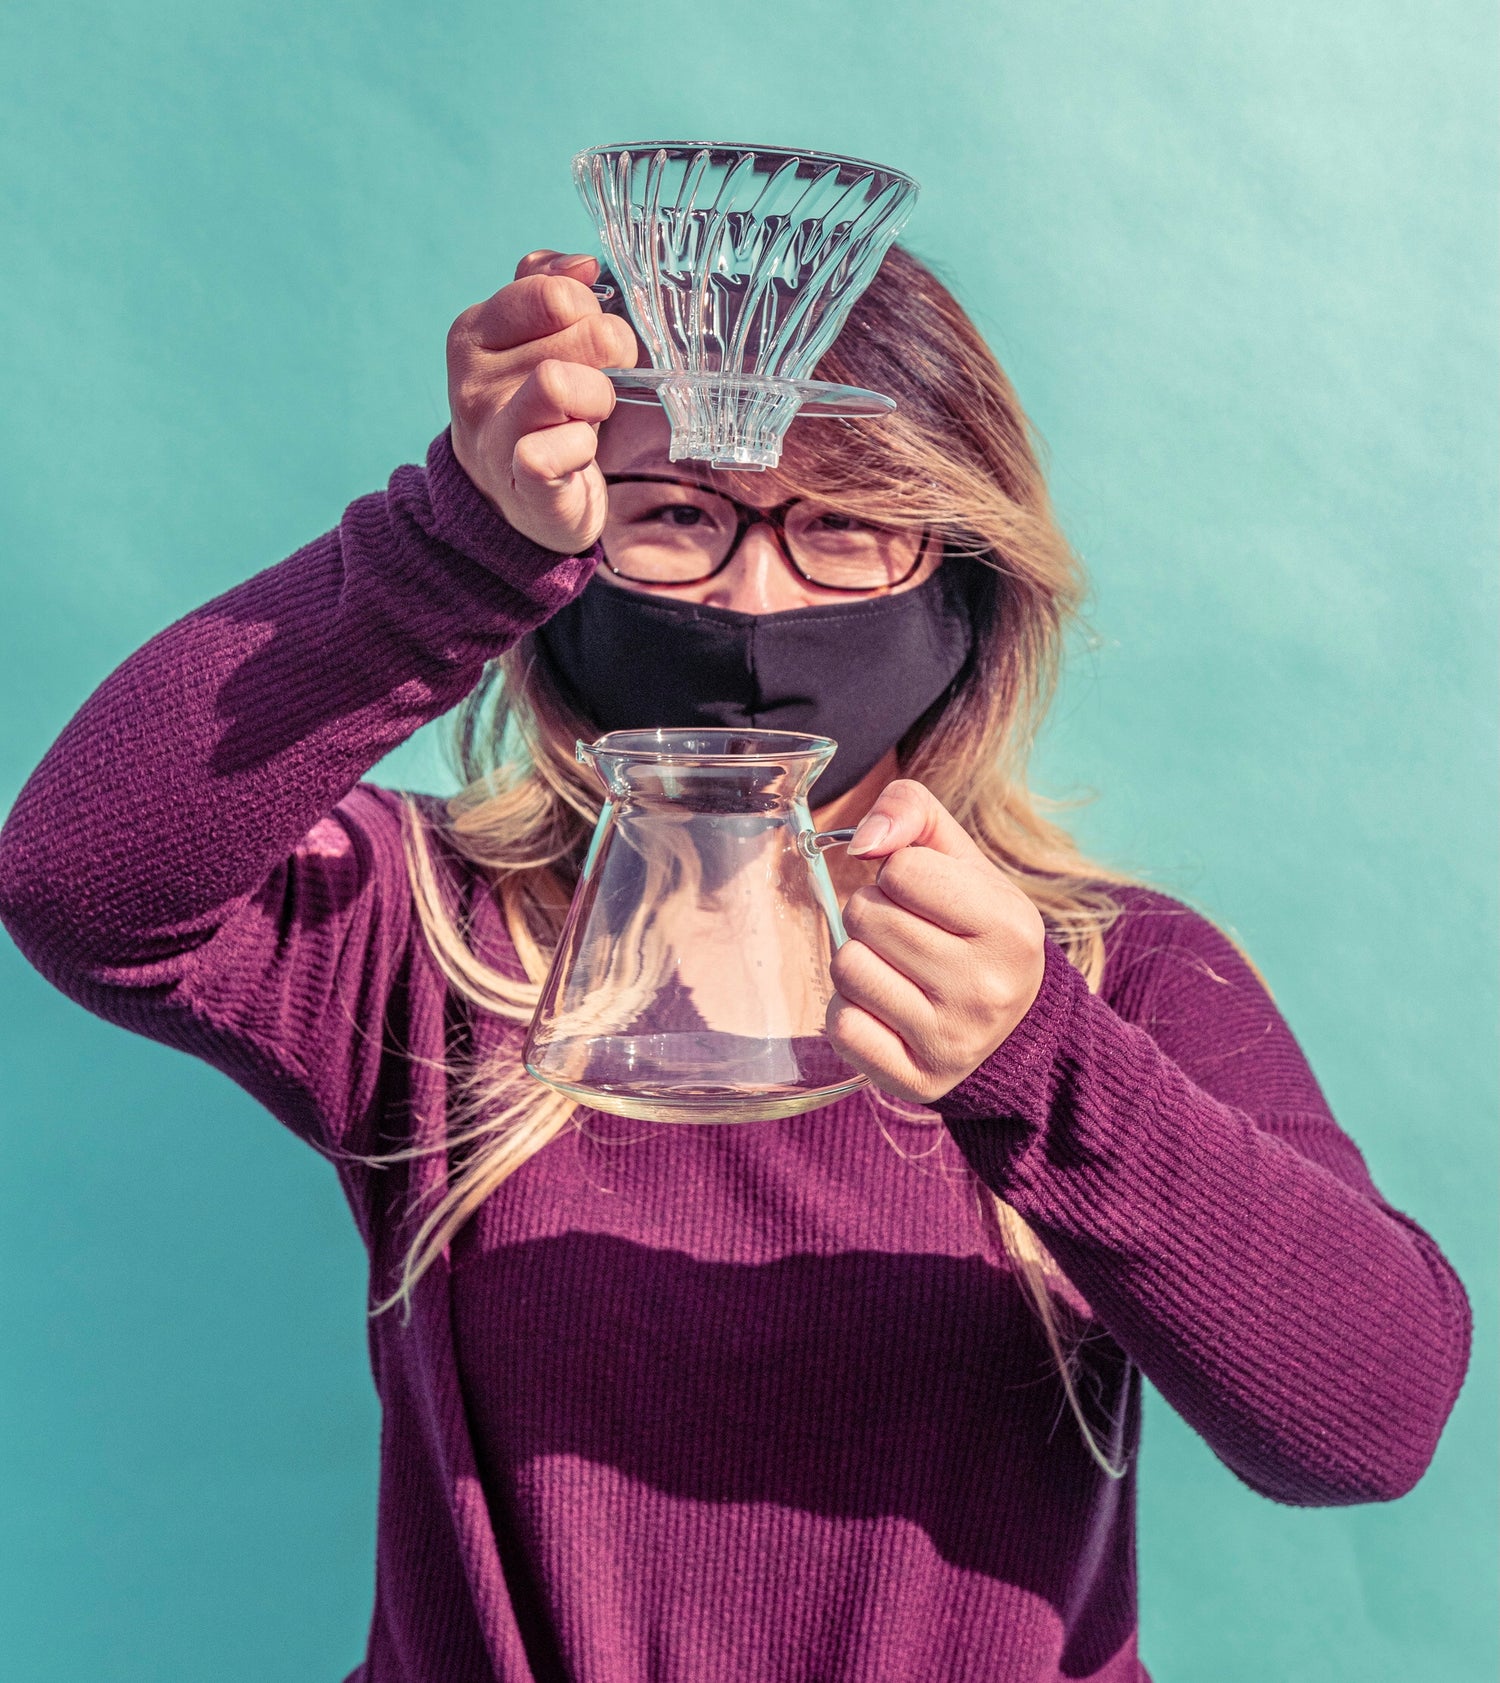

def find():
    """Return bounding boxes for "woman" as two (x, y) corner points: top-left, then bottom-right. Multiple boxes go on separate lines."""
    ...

(0, 244), (1471, 1683)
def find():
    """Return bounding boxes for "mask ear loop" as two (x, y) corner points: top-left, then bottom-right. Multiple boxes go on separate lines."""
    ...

(796, 827), (857, 860)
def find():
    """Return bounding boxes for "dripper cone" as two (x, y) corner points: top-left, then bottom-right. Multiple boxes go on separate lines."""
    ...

(573, 142), (919, 469)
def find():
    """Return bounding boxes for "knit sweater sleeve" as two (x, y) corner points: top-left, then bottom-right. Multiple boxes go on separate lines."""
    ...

(935, 889), (1472, 1508)
(0, 430), (597, 1157)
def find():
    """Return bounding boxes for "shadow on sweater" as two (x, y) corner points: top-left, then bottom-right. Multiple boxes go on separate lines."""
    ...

(452, 1227), (1138, 1675)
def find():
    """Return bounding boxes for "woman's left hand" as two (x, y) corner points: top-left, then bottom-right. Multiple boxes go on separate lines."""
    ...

(826, 779), (1048, 1104)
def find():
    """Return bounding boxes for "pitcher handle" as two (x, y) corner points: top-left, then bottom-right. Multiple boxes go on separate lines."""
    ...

(796, 827), (857, 861)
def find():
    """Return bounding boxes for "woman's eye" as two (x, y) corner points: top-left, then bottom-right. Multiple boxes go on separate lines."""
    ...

(641, 504), (710, 528)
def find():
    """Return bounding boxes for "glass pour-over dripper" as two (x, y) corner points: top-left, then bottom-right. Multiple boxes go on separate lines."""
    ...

(573, 142), (920, 470)
(523, 729), (867, 1123)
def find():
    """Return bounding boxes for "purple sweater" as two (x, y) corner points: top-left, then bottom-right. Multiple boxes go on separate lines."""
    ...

(0, 431), (1470, 1683)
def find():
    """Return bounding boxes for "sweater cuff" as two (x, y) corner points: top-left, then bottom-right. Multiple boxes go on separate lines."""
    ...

(932, 938), (1090, 1181)
(420, 427), (604, 579)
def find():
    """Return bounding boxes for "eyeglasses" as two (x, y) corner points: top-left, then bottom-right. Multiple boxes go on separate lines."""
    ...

(600, 474), (932, 593)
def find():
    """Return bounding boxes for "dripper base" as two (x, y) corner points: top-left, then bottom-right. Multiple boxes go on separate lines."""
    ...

(668, 373), (802, 470)
(604, 370), (896, 469)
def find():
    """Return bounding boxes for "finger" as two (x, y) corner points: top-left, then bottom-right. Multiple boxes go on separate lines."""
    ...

(841, 882), (968, 991)
(514, 249), (600, 283)
(829, 938), (936, 1038)
(500, 359), (617, 439)
(871, 847), (1002, 940)
(847, 778), (987, 866)
(541, 308), (638, 373)
(826, 994), (936, 1105)
(480, 300), (636, 375)
(467, 271), (611, 355)
(512, 422), (608, 488)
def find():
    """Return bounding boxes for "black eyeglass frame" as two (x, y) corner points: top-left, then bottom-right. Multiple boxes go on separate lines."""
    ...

(600, 473), (934, 593)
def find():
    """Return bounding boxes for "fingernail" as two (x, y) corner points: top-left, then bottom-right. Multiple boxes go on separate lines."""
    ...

(554, 253), (595, 272)
(847, 814), (891, 857)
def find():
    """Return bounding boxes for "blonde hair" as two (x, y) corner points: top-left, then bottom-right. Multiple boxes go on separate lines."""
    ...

(376, 247), (1141, 1477)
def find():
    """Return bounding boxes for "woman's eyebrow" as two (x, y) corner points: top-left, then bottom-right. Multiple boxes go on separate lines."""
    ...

(616, 466), (724, 492)
(608, 456), (774, 501)
(612, 446), (740, 486)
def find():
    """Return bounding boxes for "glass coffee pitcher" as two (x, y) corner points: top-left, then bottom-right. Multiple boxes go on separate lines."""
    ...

(523, 728), (867, 1123)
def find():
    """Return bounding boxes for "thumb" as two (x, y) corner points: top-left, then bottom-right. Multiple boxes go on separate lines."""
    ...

(846, 779), (986, 865)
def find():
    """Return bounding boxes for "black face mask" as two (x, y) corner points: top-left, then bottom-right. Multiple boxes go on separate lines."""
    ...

(533, 564), (976, 805)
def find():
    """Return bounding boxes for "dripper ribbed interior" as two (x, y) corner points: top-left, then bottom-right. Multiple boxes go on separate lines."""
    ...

(574, 142), (919, 468)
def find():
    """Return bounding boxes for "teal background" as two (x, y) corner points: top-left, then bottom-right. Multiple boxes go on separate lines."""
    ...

(1, 1), (1494, 1677)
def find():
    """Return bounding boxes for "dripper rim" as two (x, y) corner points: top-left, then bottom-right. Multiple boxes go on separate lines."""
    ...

(571, 141), (920, 194)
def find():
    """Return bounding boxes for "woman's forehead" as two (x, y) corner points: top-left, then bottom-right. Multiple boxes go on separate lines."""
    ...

(597, 404), (805, 504)
(596, 403), (675, 473)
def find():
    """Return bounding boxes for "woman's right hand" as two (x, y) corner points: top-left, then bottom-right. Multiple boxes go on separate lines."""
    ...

(446, 250), (639, 555)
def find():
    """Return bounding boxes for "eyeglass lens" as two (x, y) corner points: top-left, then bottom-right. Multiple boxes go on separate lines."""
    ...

(601, 480), (925, 590)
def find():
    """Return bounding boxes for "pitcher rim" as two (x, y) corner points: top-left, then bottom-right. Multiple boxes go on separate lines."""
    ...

(577, 728), (837, 766)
